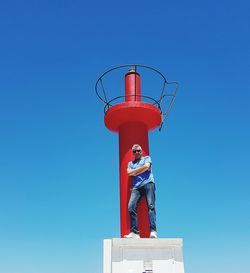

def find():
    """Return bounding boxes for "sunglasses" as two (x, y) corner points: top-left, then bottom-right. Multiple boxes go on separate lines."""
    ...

(133, 149), (142, 153)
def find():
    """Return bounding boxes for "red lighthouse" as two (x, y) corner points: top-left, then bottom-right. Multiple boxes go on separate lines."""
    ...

(96, 65), (177, 238)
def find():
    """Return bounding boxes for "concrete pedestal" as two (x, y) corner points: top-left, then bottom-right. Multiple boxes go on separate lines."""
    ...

(103, 238), (185, 273)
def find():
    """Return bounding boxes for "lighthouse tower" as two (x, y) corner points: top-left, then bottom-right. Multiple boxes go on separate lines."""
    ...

(96, 65), (184, 273)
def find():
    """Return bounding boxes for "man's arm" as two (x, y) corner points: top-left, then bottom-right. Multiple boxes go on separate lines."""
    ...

(127, 162), (151, 176)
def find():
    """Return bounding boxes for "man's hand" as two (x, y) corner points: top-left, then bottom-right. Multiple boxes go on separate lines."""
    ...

(127, 162), (151, 176)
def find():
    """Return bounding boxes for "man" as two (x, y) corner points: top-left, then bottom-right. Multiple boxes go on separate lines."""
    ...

(124, 144), (157, 239)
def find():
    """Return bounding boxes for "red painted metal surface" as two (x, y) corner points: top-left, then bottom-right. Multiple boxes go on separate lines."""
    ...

(104, 70), (161, 238)
(125, 71), (141, 101)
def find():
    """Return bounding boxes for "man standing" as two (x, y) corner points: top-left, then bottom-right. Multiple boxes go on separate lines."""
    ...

(124, 144), (157, 239)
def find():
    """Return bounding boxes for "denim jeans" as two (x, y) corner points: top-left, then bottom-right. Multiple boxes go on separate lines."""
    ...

(128, 182), (156, 234)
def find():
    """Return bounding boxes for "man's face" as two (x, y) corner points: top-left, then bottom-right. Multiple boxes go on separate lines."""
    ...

(132, 148), (142, 160)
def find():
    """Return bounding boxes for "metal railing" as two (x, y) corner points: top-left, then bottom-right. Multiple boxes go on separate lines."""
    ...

(95, 64), (178, 130)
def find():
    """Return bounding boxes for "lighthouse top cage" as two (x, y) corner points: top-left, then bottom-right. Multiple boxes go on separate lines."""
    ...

(95, 64), (178, 130)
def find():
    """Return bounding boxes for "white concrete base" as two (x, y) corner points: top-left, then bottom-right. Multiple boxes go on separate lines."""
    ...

(103, 238), (185, 273)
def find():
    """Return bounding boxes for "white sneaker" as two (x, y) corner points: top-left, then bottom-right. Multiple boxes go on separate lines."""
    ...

(150, 231), (157, 238)
(124, 232), (140, 238)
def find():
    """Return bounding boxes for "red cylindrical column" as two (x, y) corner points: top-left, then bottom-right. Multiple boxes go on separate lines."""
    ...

(119, 122), (150, 238)
(104, 68), (162, 238)
(125, 70), (141, 102)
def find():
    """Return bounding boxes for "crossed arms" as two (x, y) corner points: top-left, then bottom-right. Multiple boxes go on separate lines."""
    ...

(127, 162), (151, 176)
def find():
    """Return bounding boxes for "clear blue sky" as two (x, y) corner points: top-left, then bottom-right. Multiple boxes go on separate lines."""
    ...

(0, 0), (249, 272)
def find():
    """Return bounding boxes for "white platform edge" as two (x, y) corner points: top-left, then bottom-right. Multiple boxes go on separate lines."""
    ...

(103, 239), (112, 273)
(104, 238), (185, 273)
(110, 238), (183, 247)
